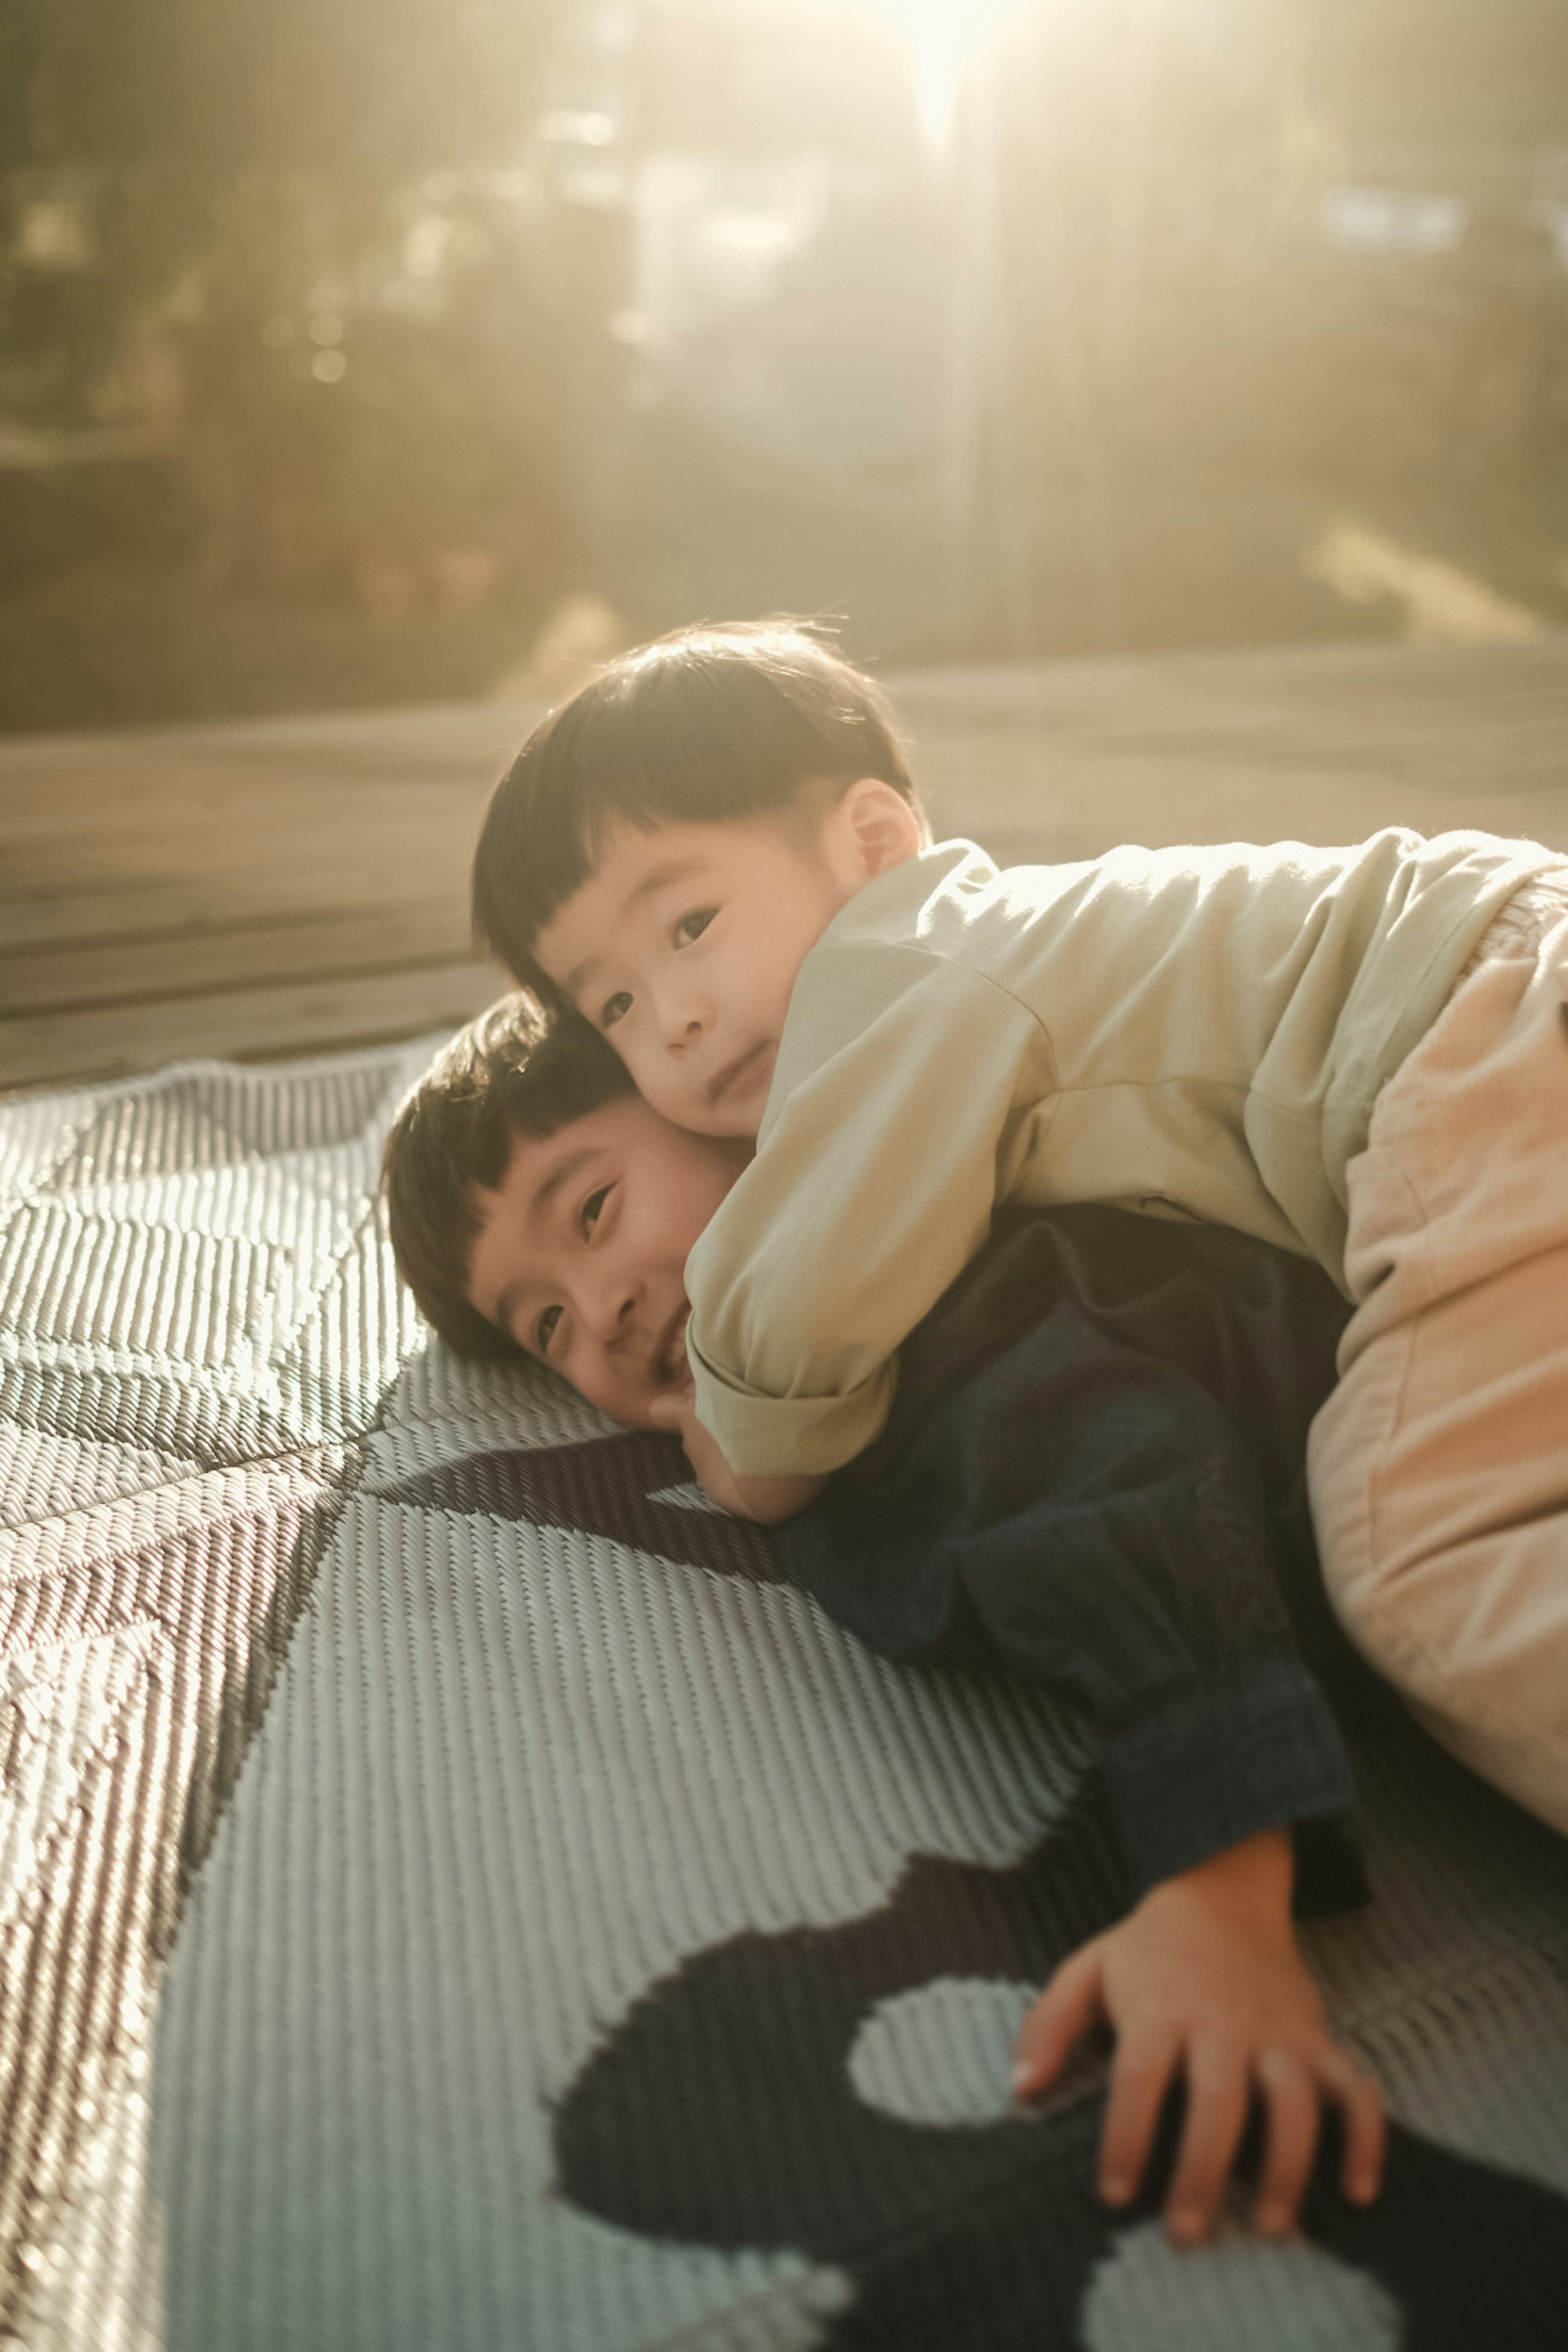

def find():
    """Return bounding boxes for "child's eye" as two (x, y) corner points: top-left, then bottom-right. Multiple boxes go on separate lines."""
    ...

(674, 908), (715, 946)
(579, 1185), (611, 1238)
(535, 1303), (563, 1354)
(600, 991), (632, 1030)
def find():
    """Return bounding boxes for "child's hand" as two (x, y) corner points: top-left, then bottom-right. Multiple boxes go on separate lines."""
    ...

(647, 1389), (824, 1525)
(1011, 1829), (1384, 2245)
(648, 1388), (763, 1516)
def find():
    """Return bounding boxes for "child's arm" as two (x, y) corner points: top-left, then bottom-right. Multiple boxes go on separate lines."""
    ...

(766, 1208), (1385, 2234)
(1013, 1827), (1385, 2242)
(684, 953), (1049, 1482)
(650, 1389), (824, 1523)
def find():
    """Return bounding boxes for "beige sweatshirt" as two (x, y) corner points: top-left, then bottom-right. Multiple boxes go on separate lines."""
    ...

(684, 829), (1559, 1476)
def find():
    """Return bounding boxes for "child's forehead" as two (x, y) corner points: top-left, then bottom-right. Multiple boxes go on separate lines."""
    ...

(536, 822), (697, 972)
(484, 1093), (669, 1223)
(492, 1098), (640, 1209)
(538, 811), (811, 972)
(575, 816), (757, 904)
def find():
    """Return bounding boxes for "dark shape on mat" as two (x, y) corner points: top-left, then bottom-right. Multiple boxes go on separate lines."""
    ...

(556, 1784), (1568, 2351)
(0, 1468), (351, 2336)
(174, 1485), (356, 1898)
(380, 1431), (792, 1584)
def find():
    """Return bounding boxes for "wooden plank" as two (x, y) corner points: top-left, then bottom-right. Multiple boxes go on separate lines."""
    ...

(901, 677), (1568, 749)
(906, 634), (1568, 861)
(0, 755), (490, 804)
(0, 802), (477, 872)
(0, 710), (540, 818)
(0, 963), (504, 1092)
(0, 693), (540, 771)
(3, 641), (1564, 1092)
(0, 809), (484, 889)
(919, 735), (1568, 865)
(0, 869), (474, 950)
(891, 632), (1568, 713)
(0, 782), (494, 859)
(0, 748), (503, 803)
(0, 868), (448, 940)
(0, 906), (472, 1013)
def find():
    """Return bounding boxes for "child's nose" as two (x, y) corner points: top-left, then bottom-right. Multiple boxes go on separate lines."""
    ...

(584, 1272), (640, 1344)
(653, 976), (710, 1049)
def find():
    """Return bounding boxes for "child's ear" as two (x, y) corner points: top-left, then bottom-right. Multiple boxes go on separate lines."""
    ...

(831, 778), (924, 881)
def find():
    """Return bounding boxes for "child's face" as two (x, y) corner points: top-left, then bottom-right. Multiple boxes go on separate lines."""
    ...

(531, 810), (861, 1139)
(464, 1093), (750, 1428)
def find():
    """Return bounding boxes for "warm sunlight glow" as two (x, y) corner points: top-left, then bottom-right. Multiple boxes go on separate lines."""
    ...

(867, 0), (1033, 154)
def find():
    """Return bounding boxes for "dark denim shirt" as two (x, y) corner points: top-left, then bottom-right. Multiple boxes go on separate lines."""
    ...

(777, 1205), (1374, 1907)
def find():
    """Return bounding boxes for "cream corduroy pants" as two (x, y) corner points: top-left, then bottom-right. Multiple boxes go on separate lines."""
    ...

(1309, 881), (1568, 1833)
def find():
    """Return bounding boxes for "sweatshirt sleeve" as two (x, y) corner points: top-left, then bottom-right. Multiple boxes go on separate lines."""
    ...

(684, 947), (1056, 1476)
(1096, 1662), (1353, 1900)
(777, 1268), (1355, 1900)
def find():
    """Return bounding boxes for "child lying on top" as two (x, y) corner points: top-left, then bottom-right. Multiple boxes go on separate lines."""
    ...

(471, 620), (1568, 1845)
(383, 996), (1384, 2250)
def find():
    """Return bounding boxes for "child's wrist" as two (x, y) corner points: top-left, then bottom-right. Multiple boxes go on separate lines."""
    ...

(1138, 1826), (1295, 1930)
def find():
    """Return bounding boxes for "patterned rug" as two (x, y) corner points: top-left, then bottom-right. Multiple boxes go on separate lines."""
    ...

(3, 1044), (1567, 2352)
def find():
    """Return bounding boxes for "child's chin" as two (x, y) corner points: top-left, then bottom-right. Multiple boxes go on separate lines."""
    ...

(703, 1102), (762, 1144)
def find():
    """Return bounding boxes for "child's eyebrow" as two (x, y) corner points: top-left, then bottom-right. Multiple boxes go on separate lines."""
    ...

(559, 858), (707, 999)
(625, 854), (705, 904)
(529, 1144), (598, 1222)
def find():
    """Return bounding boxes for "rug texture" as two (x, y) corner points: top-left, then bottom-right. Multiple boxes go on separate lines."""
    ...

(2, 1043), (1567, 2352)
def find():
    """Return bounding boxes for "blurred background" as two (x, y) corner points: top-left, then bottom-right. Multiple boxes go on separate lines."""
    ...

(4, 0), (1568, 733)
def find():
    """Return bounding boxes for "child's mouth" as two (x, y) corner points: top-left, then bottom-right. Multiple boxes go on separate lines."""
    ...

(708, 1042), (772, 1107)
(653, 1305), (690, 1387)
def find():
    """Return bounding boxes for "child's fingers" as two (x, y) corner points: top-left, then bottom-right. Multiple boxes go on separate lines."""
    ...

(1161, 2040), (1250, 2242)
(1252, 2049), (1321, 2234)
(1098, 2026), (1183, 2209)
(1318, 2048), (1386, 2205)
(1011, 1944), (1103, 2099)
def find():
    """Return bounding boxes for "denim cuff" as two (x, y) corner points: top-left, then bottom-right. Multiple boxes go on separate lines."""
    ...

(1099, 1659), (1356, 1902)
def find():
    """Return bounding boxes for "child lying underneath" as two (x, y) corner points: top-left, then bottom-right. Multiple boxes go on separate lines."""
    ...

(382, 996), (1386, 2252)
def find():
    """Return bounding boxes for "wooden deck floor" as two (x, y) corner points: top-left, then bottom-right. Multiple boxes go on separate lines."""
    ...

(4, 634), (1567, 1095)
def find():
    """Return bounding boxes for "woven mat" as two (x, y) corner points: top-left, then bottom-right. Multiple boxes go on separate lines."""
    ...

(3, 1045), (1567, 2352)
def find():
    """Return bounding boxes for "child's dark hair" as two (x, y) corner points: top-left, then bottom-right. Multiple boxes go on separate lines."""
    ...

(472, 619), (920, 992)
(381, 993), (633, 1357)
